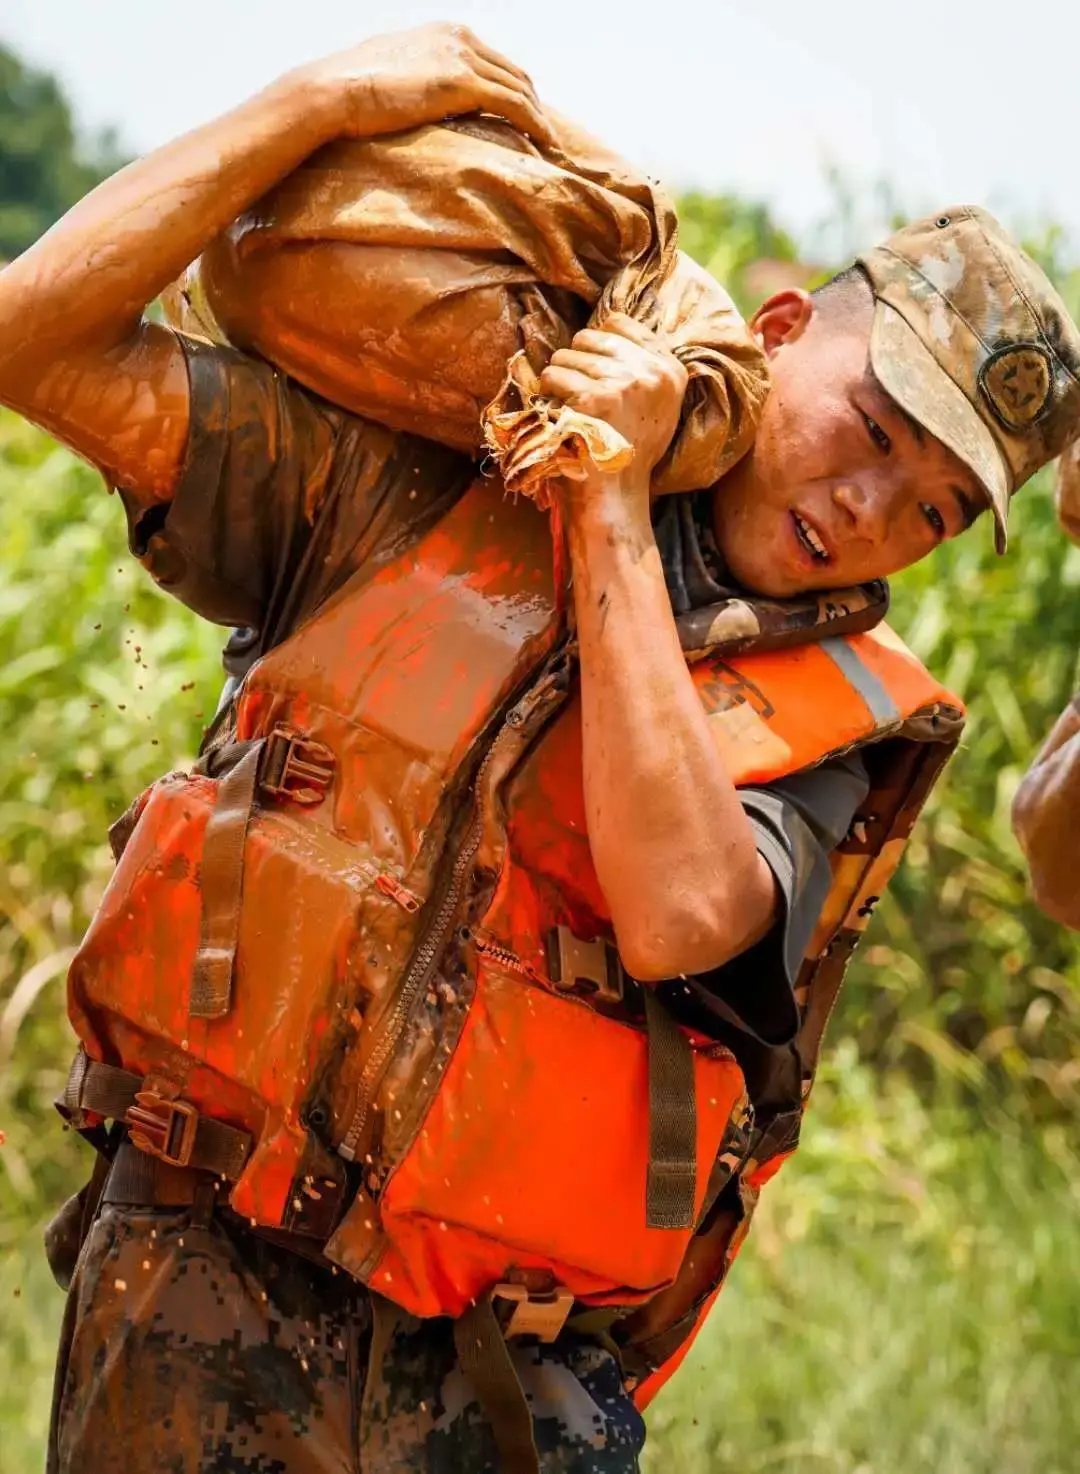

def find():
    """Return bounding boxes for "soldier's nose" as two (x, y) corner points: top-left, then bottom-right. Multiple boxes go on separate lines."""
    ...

(832, 482), (890, 546)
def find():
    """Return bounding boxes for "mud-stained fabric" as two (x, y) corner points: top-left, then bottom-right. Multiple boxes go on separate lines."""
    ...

(120, 341), (867, 1048)
(361, 1307), (644, 1473)
(165, 111), (769, 506)
(652, 490), (733, 616)
(48, 1206), (645, 1474)
(118, 335), (473, 640)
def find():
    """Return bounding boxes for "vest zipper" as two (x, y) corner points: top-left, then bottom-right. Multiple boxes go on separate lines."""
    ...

(357, 863), (422, 914)
(473, 932), (548, 985)
(337, 659), (567, 1166)
(474, 935), (519, 968)
(337, 729), (509, 1164)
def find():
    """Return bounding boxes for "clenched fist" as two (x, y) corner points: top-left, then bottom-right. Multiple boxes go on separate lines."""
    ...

(540, 314), (689, 482)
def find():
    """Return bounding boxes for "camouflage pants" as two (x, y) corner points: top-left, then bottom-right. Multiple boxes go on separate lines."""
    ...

(47, 1202), (646, 1473)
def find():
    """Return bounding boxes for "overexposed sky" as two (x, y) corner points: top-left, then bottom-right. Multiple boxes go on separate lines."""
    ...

(4, 0), (1076, 255)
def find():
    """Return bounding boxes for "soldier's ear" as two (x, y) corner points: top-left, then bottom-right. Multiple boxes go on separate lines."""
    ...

(750, 290), (814, 358)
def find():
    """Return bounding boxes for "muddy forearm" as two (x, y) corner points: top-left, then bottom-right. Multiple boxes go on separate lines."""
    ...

(1013, 697), (1080, 928)
(0, 73), (338, 400)
(566, 483), (776, 981)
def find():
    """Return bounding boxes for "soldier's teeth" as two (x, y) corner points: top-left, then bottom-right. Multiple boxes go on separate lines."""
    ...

(794, 513), (828, 560)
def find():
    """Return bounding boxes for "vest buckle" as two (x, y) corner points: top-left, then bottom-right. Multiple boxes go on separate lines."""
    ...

(261, 727), (335, 805)
(125, 1090), (199, 1169)
(491, 1283), (574, 1342)
(546, 927), (624, 1003)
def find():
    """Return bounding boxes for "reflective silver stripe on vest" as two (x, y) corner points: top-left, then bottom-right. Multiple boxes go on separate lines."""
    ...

(819, 637), (900, 727)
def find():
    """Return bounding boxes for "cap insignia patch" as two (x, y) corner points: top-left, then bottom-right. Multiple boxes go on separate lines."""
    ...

(978, 343), (1053, 431)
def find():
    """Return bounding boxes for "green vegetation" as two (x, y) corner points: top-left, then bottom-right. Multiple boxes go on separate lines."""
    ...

(0, 45), (125, 262)
(846, 452), (1080, 1112)
(645, 1050), (1080, 1474)
(1, 35), (1078, 1474)
(0, 413), (223, 1474)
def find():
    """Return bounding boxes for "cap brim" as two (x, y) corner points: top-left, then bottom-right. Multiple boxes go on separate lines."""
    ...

(869, 300), (1011, 552)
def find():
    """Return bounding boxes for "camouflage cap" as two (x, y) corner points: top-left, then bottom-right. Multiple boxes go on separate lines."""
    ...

(858, 206), (1080, 551)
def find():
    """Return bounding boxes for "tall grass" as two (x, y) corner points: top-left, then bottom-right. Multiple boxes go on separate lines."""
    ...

(644, 1047), (1080, 1474)
(0, 410), (221, 1473)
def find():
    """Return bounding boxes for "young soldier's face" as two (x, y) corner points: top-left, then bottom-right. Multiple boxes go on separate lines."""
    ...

(711, 287), (985, 598)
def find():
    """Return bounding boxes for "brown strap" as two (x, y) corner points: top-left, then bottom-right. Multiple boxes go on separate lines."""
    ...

(101, 1141), (213, 1208)
(63, 1052), (251, 1181)
(643, 987), (697, 1230)
(81, 1149), (115, 1230)
(366, 1292), (402, 1374)
(190, 740), (263, 1019)
(60, 1044), (93, 1120)
(454, 1298), (540, 1474)
(64, 1055), (137, 1120)
(362, 1290), (405, 1441)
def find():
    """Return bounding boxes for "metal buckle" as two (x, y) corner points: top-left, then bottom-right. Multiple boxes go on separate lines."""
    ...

(261, 727), (335, 806)
(491, 1283), (574, 1343)
(545, 927), (624, 1003)
(125, 1090), (199, 1168)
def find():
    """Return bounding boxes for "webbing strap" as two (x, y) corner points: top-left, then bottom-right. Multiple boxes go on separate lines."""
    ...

(363, 1292), (406, 1441)
(102, 1142), (213, 1210)
(61, 1053), (251, 1181)
(190, 741), (263, 1019)
(64, 1054), (137, 1121)
(454, 1299), (540, 1474)
(643, 987), (697, 1230)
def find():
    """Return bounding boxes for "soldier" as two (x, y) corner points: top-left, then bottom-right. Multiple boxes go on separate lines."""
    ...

(2, 22), (1079, 1474)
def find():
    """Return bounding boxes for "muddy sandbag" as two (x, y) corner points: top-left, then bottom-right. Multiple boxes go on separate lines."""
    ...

(163, 112), (769, 503)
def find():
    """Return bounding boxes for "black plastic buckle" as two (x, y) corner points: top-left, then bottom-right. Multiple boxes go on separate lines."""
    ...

(125, 1090), (199, 1168)
(545, 927), (624, 1003)
(261, 727), (335, 806)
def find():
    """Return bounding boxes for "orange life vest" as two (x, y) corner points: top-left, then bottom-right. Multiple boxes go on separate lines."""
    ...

(64, 476), (963, 1402)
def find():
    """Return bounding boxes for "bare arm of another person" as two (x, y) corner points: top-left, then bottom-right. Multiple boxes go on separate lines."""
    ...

(0, 23), (551, 503)
(1012, 697), (1080, 929)
(541, 317), (778, 981)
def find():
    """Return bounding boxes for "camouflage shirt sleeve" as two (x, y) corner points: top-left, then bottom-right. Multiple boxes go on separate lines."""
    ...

(118, 333), (472, 640)
(663, 749), (869, 1045)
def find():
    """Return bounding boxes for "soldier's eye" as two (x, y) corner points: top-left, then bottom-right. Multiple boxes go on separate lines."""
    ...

(922, 503), (946, 539)
(861, 411), (891, 454)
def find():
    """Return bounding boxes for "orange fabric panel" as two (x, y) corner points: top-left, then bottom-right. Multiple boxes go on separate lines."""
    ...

(229, 1120), (310, 1226)
(849, 623), (954, 714)
(235, 478), (559, 850)
(743, 1148), (796, 1192)
(695, 642), (868, 785)
(72, 780), (359, 1115)
(376, 955), (746, 1319)
(236, 475), (558, 747)
(69, 774), (374, 1224)
(494, 627), (958, 958)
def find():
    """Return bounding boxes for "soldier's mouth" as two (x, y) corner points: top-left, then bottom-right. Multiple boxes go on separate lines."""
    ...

(792, 511), (831, 563)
